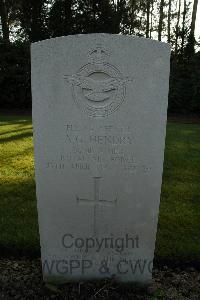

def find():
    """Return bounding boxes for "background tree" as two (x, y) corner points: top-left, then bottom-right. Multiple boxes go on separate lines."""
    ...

(0, 0), (10, 44)
(185, 0), (199, 56)
(167, 0), (172, 43)
(191, 0), (199, 36)
(158, 0), (165, 41)
(128, 0), (137, 34)
(146, 0), (151, 38)
(181, 0), (187, 55)
(111, 0), (128, 34)
(18, 0), (49, 42)
(49, 0), (75, 37)
(0, 0), (199, 114)
(174, 0), (181, 56)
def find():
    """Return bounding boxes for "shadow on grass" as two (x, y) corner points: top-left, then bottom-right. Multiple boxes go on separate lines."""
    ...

(0, 177), (40, 258)
(0, 127), (33, 137)
(0, 131), (33, 143)
(0, 115), (32, 126)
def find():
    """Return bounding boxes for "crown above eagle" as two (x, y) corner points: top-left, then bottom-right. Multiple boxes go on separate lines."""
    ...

(88, 45), (109, 63)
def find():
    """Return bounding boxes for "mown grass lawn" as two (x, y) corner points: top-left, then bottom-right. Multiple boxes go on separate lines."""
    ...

(0, 114), (200, 261)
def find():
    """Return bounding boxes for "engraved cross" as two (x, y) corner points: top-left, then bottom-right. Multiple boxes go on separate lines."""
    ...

(77, 177), (117, 235)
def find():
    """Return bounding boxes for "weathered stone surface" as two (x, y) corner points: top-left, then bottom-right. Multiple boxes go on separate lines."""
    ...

(31, 34), (170, 283)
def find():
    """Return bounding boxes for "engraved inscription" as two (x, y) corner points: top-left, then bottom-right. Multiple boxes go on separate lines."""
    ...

(46, 123), (152, 174)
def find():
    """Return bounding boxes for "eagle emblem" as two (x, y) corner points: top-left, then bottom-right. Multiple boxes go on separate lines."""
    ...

(65, 45), (132, 117)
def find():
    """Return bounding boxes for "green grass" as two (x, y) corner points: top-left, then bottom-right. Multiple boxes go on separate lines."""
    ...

(0, 115), (200, 261)
(156, 122), (200, 261)
(0, 115), (39, 256)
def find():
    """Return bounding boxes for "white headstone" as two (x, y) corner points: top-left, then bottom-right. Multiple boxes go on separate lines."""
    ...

(31, 34), (170, 284)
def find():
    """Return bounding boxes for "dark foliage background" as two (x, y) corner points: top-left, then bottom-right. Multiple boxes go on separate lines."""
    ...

(169, 53), (200, 114)
(0, 42), (31, 110)
(0, 0), (199, 114)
